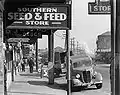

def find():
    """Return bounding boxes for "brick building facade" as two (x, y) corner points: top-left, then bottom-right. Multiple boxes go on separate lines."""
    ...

(96, 31), (111, 64)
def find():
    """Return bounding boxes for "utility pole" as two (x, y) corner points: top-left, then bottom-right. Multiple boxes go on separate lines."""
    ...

(110, 0), (120, 95)
(70, 38), (73, 52)
(115, 0), (120, 94)
(66, 30), (71, 95)
(110, 0), (116, 95)
(72, 37), (75, 55)
(77, 41), (79, 55)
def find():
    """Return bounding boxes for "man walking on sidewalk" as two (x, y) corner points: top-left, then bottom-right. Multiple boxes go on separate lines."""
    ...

(21, 58), (26, 72)
(28, 57), (34, 73)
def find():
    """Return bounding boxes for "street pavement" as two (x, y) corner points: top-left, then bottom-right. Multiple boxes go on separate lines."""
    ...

(6, 64), (111, 95)
(8, 67), (67, 95)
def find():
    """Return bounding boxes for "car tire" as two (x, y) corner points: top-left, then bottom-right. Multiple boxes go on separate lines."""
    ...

(96, 83), (102, 89)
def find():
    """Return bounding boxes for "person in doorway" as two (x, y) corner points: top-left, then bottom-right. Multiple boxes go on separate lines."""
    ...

(28, 57), (34, 73)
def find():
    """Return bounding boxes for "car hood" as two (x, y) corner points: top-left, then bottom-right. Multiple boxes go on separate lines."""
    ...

(72, 66), (93, 76)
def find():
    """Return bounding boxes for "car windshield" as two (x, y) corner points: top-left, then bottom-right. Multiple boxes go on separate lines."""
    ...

(72, 59), (92, 68)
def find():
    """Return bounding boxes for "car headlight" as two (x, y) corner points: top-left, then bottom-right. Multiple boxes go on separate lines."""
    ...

(61, 64), (64, 68)
(76, 74), (80, 78)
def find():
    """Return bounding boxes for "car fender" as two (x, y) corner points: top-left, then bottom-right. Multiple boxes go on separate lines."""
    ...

(94, 72), (103, 82)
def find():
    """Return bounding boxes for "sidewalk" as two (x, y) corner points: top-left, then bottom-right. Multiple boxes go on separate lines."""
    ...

(8, 68), (67, 95)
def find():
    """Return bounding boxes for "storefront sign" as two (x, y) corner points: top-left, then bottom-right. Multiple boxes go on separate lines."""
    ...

(6, 5), (71, 29)
(6, 29), (42, 38)
(88, 1), (111, 14)
(97, 49), (111, 52)
(7, 38), (30, 43)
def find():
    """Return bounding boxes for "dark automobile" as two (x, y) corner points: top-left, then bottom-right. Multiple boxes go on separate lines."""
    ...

(70, 55), (103, 89)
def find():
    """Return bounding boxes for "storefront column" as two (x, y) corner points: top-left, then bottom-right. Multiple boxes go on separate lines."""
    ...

(48, 30), (54, 84)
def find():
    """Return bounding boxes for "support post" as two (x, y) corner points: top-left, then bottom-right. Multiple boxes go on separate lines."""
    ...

(48, 33), (51, 62)
(4, 61), (7, 95)
(111, 0), (116, 95)
(14, 47), (17, 75)
(48, 30), (54, 84)
(3, 10), (7, 95)
(115, 0), (120, 94)
(12, 46), (14, 81)
(36, 39), (38, 72)
(110, 0), (120, 95)
(66, 30), (71, 95)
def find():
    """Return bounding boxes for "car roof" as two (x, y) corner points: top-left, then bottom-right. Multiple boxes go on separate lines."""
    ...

(70, 55), (92, 63)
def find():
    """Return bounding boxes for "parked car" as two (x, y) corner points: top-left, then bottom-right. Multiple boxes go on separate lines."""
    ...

(70, 55), (103, 89)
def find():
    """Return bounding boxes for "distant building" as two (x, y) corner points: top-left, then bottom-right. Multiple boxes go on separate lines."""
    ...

(96, 31), (111, 64)
(96, 31), (111, 53)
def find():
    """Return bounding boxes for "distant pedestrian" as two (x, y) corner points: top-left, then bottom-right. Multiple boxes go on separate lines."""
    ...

(28, 57), (34, 73)
(21, 59), (26, 72)
(17, 59), (22, 72)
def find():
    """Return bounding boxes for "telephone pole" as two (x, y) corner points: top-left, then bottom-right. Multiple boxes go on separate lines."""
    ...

(77, 41), (79, 55)
(72, 37), (75, 54)
(110, 0), (120, 95)
(66, 30), (71, 95)
(70, 38), (73, 51)
(115, 0), (120, 94)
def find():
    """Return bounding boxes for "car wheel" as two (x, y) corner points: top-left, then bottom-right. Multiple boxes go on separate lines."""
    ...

(96, 83), (102, 89)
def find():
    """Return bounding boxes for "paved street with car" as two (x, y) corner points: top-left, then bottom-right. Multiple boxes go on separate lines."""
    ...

(7, 64), (111, 95)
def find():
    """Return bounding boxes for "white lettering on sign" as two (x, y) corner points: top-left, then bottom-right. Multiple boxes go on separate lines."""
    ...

(8, 12), (25, 20)
(93, 5), (111, 12)
(8, 12), (33, 20)
(26, 21), (49, 25)
(33, 8), (57, 12)
(24, 13), (33, 20)
(44, 13), (67, 21)
(34, 13), (42, 20)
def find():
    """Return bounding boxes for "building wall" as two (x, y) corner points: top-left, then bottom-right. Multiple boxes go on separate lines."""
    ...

(96, 34), (111, 52)
(96, 32), (111, 64)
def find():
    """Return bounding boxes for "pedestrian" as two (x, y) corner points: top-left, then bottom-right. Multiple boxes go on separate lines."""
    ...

(28, 57), (34, 73)
(21, 59), (25, 72)
(17, 59), (22, 72)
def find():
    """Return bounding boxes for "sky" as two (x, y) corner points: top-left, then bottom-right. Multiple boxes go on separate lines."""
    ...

(38, 0), (110, 53)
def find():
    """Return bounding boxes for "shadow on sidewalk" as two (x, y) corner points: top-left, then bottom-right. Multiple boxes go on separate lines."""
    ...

(28, 80), (67, 90)
(20, 73), (40, 77)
